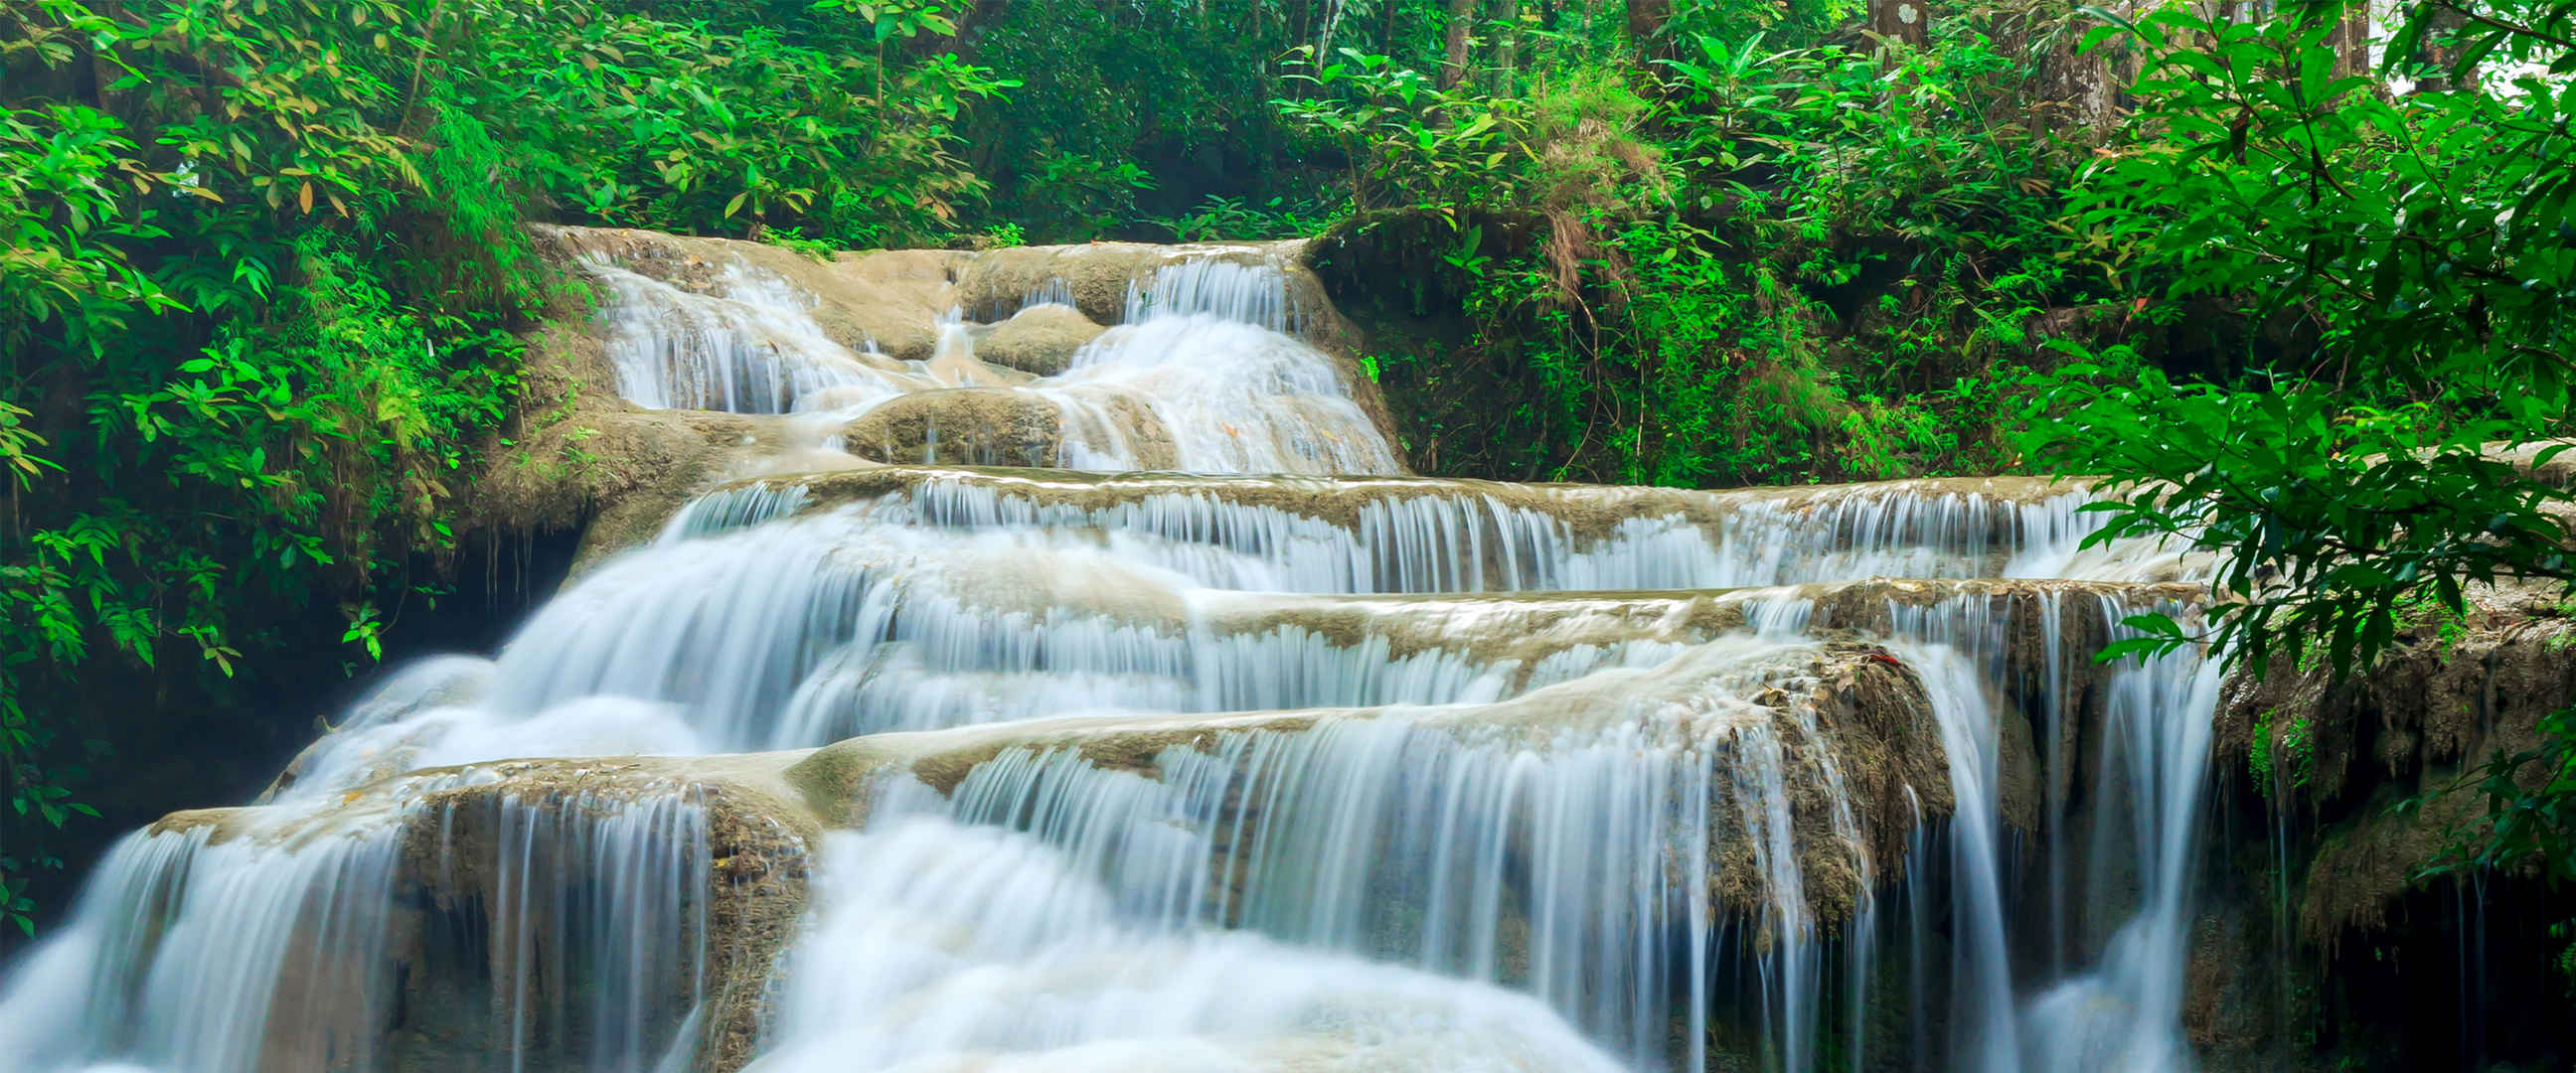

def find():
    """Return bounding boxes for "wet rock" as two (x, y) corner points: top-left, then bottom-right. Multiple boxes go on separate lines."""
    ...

(132, 754), (825, 1073)
(532, 225), (959, 361)
(839, 388), (1065, 467)
(837, 387), (1180, 470)
(972, 302), (1108, 376)
(2182, 581), (2576, 1067)
(2217, 582), (2576, 945)
(953, 241), (1264, 326)
(789, 638), (1956, 929)
(457, 315), (870, 573)
(673, 464), (2091, 555)
(483, 229), (1427, 566)
(952, 239), (1399, 450)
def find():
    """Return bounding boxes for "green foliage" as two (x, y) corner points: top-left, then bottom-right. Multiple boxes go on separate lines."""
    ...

(1151, 195), (1345, 243)
(1279, 48), (1537, 214)
(979, 221), (1027, 248)
(958, 0), (1303, 240)
(0, 0), (1023, 930)
(2015, 0), (2575, 975)
(2431, 707), (2576, 885)
(469, 4), (1012, 245)
(2250, 707), (2319, 801)
(1512, 217), (1858, 485)
(2028, 0), (2575, 677)
(2042, 383), (2573, 677)
(1314, 10), (2101, 486)
(2415, 703), (2576, 993)
(760, 227), (845, 261)
(1012, 150), (1157, 241)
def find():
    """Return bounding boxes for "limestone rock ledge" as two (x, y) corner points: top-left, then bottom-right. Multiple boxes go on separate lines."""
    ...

(783, 638), (1962, 930)
(149, 756), (824, 1072)
(2183, 581), (2576, 1069)
(461, 227), (1413, 565)
(698, 464), (2090, 544)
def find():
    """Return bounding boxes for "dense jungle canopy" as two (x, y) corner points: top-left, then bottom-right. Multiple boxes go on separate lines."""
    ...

(2, 0), (2574, 1068)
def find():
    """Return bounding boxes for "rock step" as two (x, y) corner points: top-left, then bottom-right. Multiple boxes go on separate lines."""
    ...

(617, 464), (2124, 586)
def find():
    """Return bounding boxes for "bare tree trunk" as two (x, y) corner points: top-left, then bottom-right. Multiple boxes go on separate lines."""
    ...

(1491, 0), (1520, 94)
(2326, 1), (2373, 77)
(1868, 0), (1929, 50)
(1440, 0), (1478, 90)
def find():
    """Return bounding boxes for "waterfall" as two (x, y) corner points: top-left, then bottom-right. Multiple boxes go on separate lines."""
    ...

(585, 243), (1400, 475)
(0, 228), (2227, 1073)
(2018, 610), (2225, 1073)
(0, 771), (714, 1073)
(588, 259), (901, 415)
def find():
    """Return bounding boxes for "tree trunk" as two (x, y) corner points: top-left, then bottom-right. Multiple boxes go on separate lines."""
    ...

(1491, 0), (1521, 94)
(1440, 0), (1478, 90)
(1868, 0), (1929, 50)
(2326, 2), (2373, 77)
(1626, 0), (1671, 58)
(2414, 5), (2475, 91)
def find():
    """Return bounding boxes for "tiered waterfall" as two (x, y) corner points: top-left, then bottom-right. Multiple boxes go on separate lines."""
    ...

(0, 230), (2219, 1073)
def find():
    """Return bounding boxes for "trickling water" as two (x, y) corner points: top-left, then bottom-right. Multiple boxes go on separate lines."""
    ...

(673, 469), (2129, 593)
(0, 229), (2231, 1073)
(1119, 254), (1312, 333)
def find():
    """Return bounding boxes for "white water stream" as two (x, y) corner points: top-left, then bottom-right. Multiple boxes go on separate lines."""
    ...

(0, 237), (2221, 1073)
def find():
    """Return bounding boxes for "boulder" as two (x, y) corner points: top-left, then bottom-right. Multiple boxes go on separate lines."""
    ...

(973, 302), (1107, 376)
(837, 387), (1178, 470)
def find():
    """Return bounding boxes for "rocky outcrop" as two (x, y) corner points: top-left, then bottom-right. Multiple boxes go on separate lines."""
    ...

(971, 303), (1106, 376)
(533, 225), (961, 361)
(463, 228), (1414, 568)
(2180, 580), (2576, 1069)
(784, 639), (1948, 929)
(835, 387), (1179, 469)
(837, 387), (1070, 468)
(2218, 582), (2576, 946)
(147, 755), (828, 1073)
(460, 235), (881, 565)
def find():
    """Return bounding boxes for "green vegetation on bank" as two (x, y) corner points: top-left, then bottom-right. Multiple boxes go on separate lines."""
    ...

(0, 0), (1013, 934)
(2035, 0), (2572, 909)
(3, 0), (2572, 986)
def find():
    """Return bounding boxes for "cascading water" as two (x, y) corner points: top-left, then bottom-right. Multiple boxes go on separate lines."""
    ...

(586, 241), (1397, 475)
(0, 767), (715, 1073)
(0, 228), (2229, 1073)
(749, 638), (1848, 1072)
